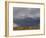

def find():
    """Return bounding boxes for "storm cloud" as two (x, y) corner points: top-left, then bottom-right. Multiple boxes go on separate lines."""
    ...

(13, 7), (40, 19)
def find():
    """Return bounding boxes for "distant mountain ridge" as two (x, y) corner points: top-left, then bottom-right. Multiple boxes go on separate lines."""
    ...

(13, 17), (40, 26)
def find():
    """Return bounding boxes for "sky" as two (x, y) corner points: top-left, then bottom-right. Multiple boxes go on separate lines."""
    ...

(13, 7), (40, 19)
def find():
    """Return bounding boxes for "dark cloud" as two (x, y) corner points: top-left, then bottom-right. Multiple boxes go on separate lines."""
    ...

(13, 7), (40, 19)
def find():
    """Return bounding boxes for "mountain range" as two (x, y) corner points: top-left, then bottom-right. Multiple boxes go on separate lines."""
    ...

(13, 17), (40, 26)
